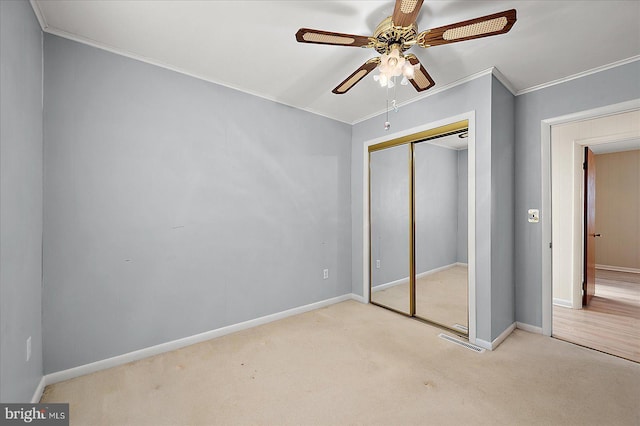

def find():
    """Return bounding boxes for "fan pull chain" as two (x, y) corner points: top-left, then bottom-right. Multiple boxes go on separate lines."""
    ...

(384, 84), (390, 130)
(393, 77), (398, 112)
(384, 77), (400, 131)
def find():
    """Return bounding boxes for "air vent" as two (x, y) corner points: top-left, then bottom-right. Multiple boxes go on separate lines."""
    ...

(416, 128), (468, 143)
(438, 333), (485, 353)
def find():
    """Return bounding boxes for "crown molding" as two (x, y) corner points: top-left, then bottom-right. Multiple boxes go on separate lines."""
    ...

(44, 26), (352, 125)
(516, 55), (640, 96)
(351, 56), (640, 124)
(29, 0), (48, 30)
(28, 1), (351, 125)
(27, 1), (640, 126)
(491, 67), (517, 96)
(351, 68), (499, 125)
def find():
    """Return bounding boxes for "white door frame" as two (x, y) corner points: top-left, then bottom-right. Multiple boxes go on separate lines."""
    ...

(540, 99), (640, 336)
(361, 111), (477, 343)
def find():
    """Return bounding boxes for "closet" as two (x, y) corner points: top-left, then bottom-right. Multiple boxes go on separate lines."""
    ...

(369, 120), (470, 334)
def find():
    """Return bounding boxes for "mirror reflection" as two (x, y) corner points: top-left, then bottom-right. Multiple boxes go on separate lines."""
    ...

(369, 144), (410, 314)
(414, 134), (468, 332)
(369, 129), (469, 333)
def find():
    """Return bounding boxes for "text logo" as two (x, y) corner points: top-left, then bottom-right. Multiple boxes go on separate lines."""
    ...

(1, 404), (68, 425)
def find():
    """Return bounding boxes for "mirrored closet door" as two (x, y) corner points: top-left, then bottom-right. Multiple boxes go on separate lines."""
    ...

(369, 122), (469, 335)
(414, 136), (469, 333)
(369, 144), (411, 315)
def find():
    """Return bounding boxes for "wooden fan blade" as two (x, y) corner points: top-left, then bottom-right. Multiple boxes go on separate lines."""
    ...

(406, 55), (435, 92)
(332, 59), (380, 94)
(417, 9), (517, 48)
(392, 0), (425, 27)
(295, 28), (372, 48)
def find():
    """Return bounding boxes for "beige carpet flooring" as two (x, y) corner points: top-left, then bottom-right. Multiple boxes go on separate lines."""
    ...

(372, 265), (468, 329)
(41, 301), (640, 426)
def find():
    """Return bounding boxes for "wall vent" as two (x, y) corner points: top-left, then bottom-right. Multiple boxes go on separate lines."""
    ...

(438, 333), (485, 353)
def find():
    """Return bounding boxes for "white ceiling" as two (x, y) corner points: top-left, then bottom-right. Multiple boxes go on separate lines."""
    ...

(591, 139), (640, 154)
(31, 1), (640, 124)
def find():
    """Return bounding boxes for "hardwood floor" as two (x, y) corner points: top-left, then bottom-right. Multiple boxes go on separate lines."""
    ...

(553, 269), (640, 362)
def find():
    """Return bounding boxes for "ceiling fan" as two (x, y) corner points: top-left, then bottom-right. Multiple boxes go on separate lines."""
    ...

(295, 0), (516, 94)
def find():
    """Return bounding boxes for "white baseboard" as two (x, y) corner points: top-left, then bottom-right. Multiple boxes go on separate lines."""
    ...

(553, 298), (573, 308)
(492, 322), (517, 349)
(43, 293), (354, 386)
(31, 376), (46, 403)
(474, 339), (491, 350)
(372, 263), (460, 293)
(516, 322), (543, 334)
(596, 264), (640, 274)
(475, 322), (516, 351)
(455, 262), (468, 267)
(371, 276), (409, 292)
(416, 263), (459, 279)
(350, 293), (366, 303)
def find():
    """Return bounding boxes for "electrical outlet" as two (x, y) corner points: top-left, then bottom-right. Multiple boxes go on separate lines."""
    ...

(376, 260), (381, 269)
(323, 269), (329, 279)
(26, 336), (31, 362)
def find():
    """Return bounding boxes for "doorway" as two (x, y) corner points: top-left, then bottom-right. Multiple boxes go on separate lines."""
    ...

(368, 120), (473, 336)
(545, 107), (640, 362)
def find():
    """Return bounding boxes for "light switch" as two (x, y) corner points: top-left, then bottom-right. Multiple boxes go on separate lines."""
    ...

(528, 209), (539, 223)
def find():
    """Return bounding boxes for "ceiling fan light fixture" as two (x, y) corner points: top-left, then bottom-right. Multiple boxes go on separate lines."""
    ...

(401, 61), (417, 79)
(387, 46), (402, 63)
(377, 73), (388, 87)
(295, 3), (517, 95)
(379, 46), (406, 76)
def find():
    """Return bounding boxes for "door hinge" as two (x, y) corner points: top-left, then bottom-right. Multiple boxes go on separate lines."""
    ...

(549, 242), (552, 249)
(583, 162), (587, 170)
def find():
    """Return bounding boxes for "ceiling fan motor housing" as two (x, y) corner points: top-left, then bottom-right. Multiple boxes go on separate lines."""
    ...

(371, 16), (419, 54)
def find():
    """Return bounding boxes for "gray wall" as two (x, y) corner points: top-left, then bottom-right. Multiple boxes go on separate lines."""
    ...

(0, 0), (44, 402)
(42, 35), (352, 374)
(414, 142), (458, 274)
(5, 3), (635, 379)
(490, 76), (515, 337)
(457, 149), (468, 263)
(352, 75), (496, 341)
(370, 145), (410, 286)
(514, 61), (640, 328)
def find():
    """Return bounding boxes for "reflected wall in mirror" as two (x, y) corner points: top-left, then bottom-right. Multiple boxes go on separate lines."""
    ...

(369, 144), (411, 314)
(414, 133), (469, 332)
